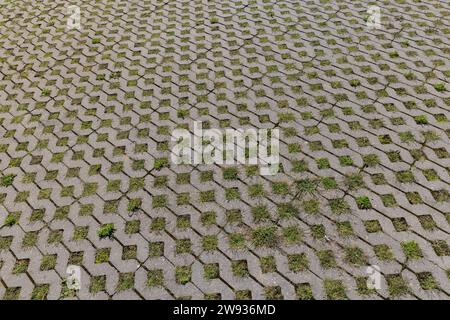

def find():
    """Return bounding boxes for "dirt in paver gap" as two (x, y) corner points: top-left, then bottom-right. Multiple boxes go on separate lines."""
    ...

(0, 0), (449, 300)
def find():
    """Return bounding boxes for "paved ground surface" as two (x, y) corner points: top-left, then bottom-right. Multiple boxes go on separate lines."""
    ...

(0, 0), (449, 300)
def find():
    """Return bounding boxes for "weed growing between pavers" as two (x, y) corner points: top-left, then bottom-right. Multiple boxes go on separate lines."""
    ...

(0, 174), (15, 187)
(97, 224), (115, 239)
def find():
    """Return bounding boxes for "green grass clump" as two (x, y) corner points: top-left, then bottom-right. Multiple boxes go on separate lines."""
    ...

(282, 226), (302, 244)
(264, 286), (283, 300)
(356, 277), (376, 295)
(229, 232), (246, 249)
(175, 239), (192, 254)
(387, 274), (409, 297)
(324, 279), (347, 300)
(176, 215), (191, 229)
(288, 253), (309, 272)
(235, 290), (252, 300)
(95, 248), (110, 264)
(396, 170), (415, 183)
(401, 241), (423, 259)
(22, 231), (38, 247)
(149, 242), (164, 257)
(89, 276), (106, 294)
(329, 198), (350, 215)
(322, 177), (338, 189)
(374, 244), (394, 261)
(4, 212), (20, 226)
(0, 236), (13, 250)
(122, 245), (137, 260)
(204, 263), (220, 280)
(364, 220), (382, 233)
(117, 272), (134, 291)
(295, 178), (318, 194)
(260, 256), (277, 273)
(175, 266), (192, 284)
(339, 156), (353, 166)
(147, 269), (164, 287)
(201, 211), (216, 227)
(311, 224), (325, 239)
(345, 173), (365, 190)
(433, 83), (446, 92)
(202, 235), (218, 251)
(414, 115), (428, 125)
(3, 287), (21, 300)
(272, 182), (290, 195)
(336, 221), (354, 237)
(316, 157), (330, 169)
(232, 260), (249, 277)
(150, 217), (165, 232)
(403, 181), (421, 194)
(356, 196), (372, 209)
(0, 174), (15, 187)
(389, 51), (399, 58)
(252, 206), (271, 223)
(248, 184), (265, 198)
(154, 157), (169, 170)
(392, 217), (408, 232)
(431, 240), (450, 256)
(296, 283), (314, 300)
(417, 272), (438, 290)
(363, 154), (379, 167)
(13, 259), (29, 274)
(317, 250), (337, 269)
(277, 203), (298, 219)
(223, 167), (238, 180)
(41, 89), (51, 97)
(344, 246), (367, 266)
(127, 198), (141, 212)
(31, 284), (49, 300)
(252, 226), (278, 248)
(40, 254), (57, 271)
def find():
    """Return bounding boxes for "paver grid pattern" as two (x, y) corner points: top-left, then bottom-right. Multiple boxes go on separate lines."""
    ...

(0, 0), (449, 300)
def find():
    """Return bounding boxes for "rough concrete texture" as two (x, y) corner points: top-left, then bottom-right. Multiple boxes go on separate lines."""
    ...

(0, 0), (449, 300)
